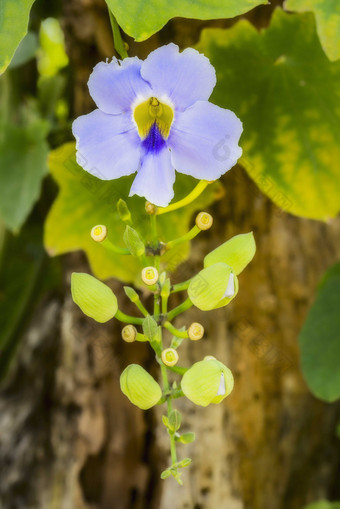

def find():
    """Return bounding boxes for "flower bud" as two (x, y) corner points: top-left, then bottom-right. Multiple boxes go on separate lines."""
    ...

(117, 199), (132, 224)
(204, 232), (255, 275)
(145, 201), (157, 215)
(142, 266), (159, 286)
(120, 364), (162, 410)
(91, 224), (107, 243)
(188, 263), (238, 311)
(161, 348), (179, 366)
(71, 272), (118, 323)
(121, 325), (137, 343)
(195, 211), (213, 231)
(188, 322), (204, 341)
(181, 358), (234, 407)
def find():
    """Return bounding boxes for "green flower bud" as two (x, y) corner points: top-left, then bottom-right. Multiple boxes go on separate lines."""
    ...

(188, 263), (238, 311)
(123, 225), (145, 257)
(120, 364), (162, 410)
(204, 232), (255, 275)
(181, 358), (234, 407)
(71, 273), (118, 323)
(117, 199), (132, 224)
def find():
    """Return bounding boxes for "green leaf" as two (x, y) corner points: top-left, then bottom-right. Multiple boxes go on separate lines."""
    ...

(197, 8), (340, 220)
(123, 225), (145, 257)
(105, 0), (268, 42)
(285, 0), (340, 61)
(304, 503), (340, 509)
(0, 118), (49, 232)
(168, 409), (182, 432)
(299, 263), (340, 402)
(0, 0), (36, 74)
(142, 315), (158, 341)
(9, 31), (38, 69)
(176, 432), (196, 444)
(44, 143), (222, 283)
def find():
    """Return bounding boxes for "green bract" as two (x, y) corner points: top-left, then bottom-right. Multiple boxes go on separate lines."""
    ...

(71, 272), (118, 323)
(188, 263), (238, 311)
(120, 364), (162, 410)
(181, 358), (234, 407)
(204, 232), (255, 275)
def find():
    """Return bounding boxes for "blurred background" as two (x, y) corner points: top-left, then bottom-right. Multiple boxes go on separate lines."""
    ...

(0, 0), (340, 508)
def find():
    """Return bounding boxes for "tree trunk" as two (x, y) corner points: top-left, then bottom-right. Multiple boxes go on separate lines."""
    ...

(1, 1), (340, 508)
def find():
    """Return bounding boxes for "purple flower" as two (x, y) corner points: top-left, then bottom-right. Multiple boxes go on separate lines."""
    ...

(72, 44), (243, 207)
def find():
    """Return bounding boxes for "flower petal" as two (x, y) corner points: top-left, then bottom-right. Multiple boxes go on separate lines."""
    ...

(141, 43), (216, 111)
(129, 147), (175, 206)
(72, 109), (141, 180)
(168, 100), (243, 180)
(88, 57), (152, 114)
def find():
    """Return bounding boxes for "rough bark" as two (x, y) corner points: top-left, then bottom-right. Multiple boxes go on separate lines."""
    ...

(1, 1), (340, 508)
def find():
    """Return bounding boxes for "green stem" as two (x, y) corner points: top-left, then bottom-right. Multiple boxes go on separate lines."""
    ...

(102, 238), (130, 255)
(115, 309), (144, 325)
(171, 279), (192, 293)
(134, 298), (149, 317)
(165, 225), (201, 250)
(163, 321), (188, 338)
(108, 9), (129, 59)
(167, 298), (193, 321)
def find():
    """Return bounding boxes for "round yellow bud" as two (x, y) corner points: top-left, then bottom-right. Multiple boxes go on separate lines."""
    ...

(195, 212), (213, 231)
(161, 348), (179, 367)
(145, 201), (157, 215)
(141, 266), (159, 286)
(91, 224), (107, 242)
(188, 322), (204, 341)
(122, 325), (137, 343)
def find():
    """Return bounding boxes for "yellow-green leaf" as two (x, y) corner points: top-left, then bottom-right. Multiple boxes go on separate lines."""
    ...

(197, 8), (340, 220)
(0, 0), (36, 74)
(105, 0), (268, 42)
(285, 0), (340, 61)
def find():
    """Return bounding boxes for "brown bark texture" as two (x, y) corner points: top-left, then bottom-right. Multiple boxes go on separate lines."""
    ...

(1, 1), (340, 508)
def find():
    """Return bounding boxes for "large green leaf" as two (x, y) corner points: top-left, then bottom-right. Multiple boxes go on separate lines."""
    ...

(0, 118), (49, 232)
(0, 0), (36, 74)
(299, 262), (340, 402)
(105, 0), (268, 42)
(197, 8), (340, 220)
(304, 503), (340, 509)
(44, 143), (222, 283)
(285, 0), (340, 61)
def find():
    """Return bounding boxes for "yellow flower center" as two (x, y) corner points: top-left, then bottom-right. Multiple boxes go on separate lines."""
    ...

(133, 97), (174, 140)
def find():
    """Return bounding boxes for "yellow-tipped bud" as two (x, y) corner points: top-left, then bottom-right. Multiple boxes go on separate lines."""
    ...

(161, 348), (179, 367)
(91, 224), (107, 242)
(188, 322), (204, 341)
(141, 266), (159, 286)
(122, 325), (137, 343)
(195, 212), (213, 231)
(145, 201), (157, 215)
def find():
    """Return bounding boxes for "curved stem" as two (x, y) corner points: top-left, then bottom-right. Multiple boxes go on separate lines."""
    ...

(171, 279), (192, 293)
(167, 298), (193, 321)
(163, 321), (188, 338)
(115, 309), (144, 325)
(165, 225), (201, 250)
(102, 238), (130, 255)
(156, 180), (211, 216)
